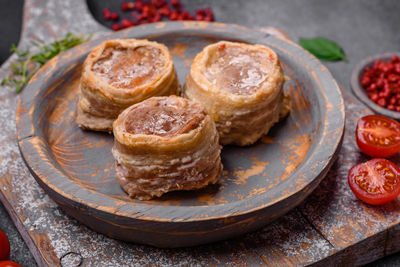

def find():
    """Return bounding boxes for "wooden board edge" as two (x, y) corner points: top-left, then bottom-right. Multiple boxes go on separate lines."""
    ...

(310, 227), (400, 267)
(0, 188), (52, 267)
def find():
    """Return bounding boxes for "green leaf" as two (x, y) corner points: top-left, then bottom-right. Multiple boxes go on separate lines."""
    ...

(2, 33), (91, 93)
(299, 37), (347, 61)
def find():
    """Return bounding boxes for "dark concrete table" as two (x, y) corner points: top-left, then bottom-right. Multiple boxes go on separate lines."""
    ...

(1, 0), (400, 266)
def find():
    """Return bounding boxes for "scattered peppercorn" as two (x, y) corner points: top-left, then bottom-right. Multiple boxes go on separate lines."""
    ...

(111, 23), (122, 31)
(121, 18), (136, 28)
(169, 9), (179, 20)
(361, 55), (400, 111)
(171, 0), (183, 10)
(102, 8), (112, 20)
(121, 2), (135, 11)
(110, 12), (119, 20)
(102, 0), (215, 31)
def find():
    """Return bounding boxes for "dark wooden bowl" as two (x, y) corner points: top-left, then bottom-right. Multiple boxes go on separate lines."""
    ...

(351, 52), (400, 119)
(16, 22), (344, 248)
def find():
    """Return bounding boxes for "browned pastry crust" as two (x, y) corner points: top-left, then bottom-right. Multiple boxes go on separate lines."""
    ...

(183, 41), (289, 146)
(75, 39), (179, 132)
(112, 95), (223, 200)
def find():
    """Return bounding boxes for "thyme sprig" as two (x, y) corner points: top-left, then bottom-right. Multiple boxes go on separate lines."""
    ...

(2, 33), (91, 93)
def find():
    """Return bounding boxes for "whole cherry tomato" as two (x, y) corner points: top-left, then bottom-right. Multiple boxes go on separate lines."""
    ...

(0, 261), (22, 267)
(0, 229), (10, 261)
(356, 114), (400, 158)
(348, 158), (400, 205)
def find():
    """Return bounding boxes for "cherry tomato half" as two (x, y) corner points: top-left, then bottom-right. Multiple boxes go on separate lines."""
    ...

(356, 114), (400, 158)
(0, 229), (10, 261)
(0, 261), (22, 267)
(348, 158), (400, 205)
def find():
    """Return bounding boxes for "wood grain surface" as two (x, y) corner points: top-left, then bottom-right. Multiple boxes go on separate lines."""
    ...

(1, 0), (400, 266)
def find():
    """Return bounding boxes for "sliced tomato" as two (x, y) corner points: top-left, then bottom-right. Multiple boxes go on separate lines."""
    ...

(348, 158), (400, 205)
(0, 229), (10, 261)
(356, 114), (400, 158)
(0, 261), (22, 267)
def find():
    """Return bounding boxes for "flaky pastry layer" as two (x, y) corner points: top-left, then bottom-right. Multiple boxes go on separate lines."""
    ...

(183, 41), (289, 146)
(112, 96), (223, 200)
(76, 39), (179, 132)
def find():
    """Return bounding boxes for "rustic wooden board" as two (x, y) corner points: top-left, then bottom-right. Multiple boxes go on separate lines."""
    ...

(16, 21), (344, 248)
(0, 0), (400, 266)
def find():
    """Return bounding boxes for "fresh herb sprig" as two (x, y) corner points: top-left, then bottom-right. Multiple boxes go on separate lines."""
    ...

(2, 33), (91, 93)
(299, 37), (347, 62)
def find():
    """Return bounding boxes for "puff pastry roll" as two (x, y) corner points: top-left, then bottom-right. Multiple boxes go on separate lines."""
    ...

(76, 39), (179, 132)
(184, 41), (289, 146)
(112, 95), (223, 200)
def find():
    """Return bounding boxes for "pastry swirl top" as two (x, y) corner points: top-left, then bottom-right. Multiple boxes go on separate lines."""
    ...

(204, 43), (271, 95)
(75, 39), (179, 132)
(190, 41), (282, 103)
(124, 96), (206, 137)
(91, 46), (165, 89)
(183, 41), (288, 146)
(81, 39), (176, 104)
(111, 96), (223, 200)
(113, 95), (213, 152)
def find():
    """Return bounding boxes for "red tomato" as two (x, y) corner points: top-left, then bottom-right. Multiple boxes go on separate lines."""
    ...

(348, 158), (400, 205)
(0, 261), (22, 267)
(0, 229), (10, 261)
(356, 115), (400, 157)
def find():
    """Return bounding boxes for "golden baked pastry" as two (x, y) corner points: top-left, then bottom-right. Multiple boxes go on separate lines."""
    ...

(76, 39), (179, 132)
(112, 95), (223, 200)
(183, 41), (289, 146)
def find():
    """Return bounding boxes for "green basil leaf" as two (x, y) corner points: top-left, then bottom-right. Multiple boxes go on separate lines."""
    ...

(299, 37), (347, 61)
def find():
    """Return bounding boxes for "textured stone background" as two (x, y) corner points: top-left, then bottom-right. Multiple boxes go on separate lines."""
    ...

(0, 0), (400, 266)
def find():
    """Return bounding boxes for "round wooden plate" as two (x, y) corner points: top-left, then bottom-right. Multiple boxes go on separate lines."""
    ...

(16, 22), (344, 248)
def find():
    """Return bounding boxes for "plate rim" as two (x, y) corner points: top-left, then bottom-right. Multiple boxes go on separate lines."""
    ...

(16, 21), (345, 222)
